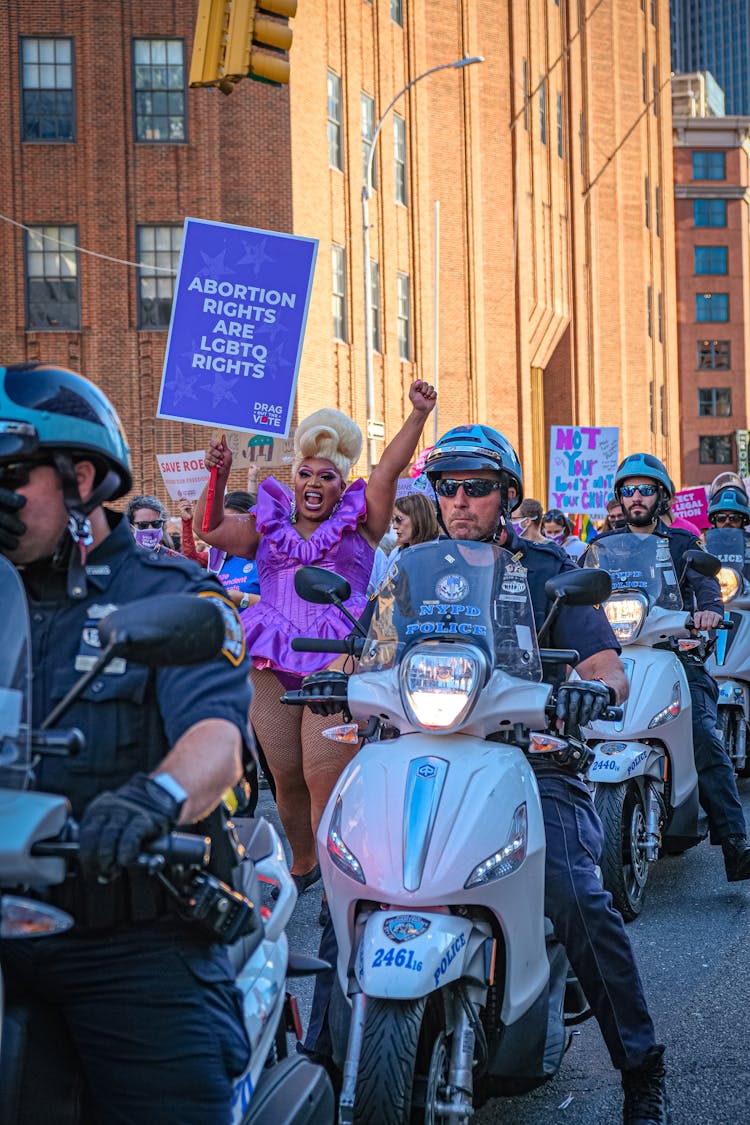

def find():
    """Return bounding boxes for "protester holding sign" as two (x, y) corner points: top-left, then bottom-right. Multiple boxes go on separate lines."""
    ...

(195, 381), (437, 895)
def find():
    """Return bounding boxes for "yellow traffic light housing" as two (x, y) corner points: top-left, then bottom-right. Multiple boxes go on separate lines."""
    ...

(190, 0), (297, 94)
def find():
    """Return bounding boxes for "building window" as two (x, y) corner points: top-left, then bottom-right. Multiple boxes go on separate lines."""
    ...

(657, 291), (663, 343)
(370, 261), (381, 353)
(539, 78), (547, 144)
(327, 71), (343, 170)
(647, 285), (652, 338)
(332, 244), (347, 342)
(641, 52), (647, 102)
(522, 60), (530, 131)
(394, 114), (407, 204)
(650, 0), (656, 23)
(696, 293), (729, 322)
(697, 339), (731, 369)
(694, 246), (728, 275)
(653, 64), (658, 114)
(362, 93), (377, 188)
(556, 92), (563, 157)
(136, 225), (181, 329)
(655, 184), (662, 237)
(698, 388), (732, 417)
(692, 151), (726, 180)
(644, 176), (650, 228)
(24, 225), (79, 330)
(133, 39), (186, 143)
(699, 435), (733, 464)
(390, 0), (403, 25)
(397, 273), (410, 360)
(693, 199), (727, 227)
(21, 37), (74, 141)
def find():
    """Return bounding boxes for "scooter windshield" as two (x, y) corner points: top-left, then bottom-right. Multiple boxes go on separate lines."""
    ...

(705, 527), (748, 574)
(0, 556), (32, 789)
(584, 533), (683, 612)
(357, 539), (542, 681)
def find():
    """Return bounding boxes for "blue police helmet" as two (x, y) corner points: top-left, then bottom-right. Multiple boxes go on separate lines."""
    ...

(614, 453), (673, 500)
(424, 424), (523, 510)
(708, 487), (750, 527)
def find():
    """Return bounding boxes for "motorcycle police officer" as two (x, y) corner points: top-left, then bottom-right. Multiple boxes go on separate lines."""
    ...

(604, 453), (750, 884)
(302, 425), (669, 1125)
(0, 364), (252, 1124)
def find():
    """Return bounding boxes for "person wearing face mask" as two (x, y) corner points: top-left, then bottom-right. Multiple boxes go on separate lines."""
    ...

(195, 382), (437, 895)
(542, 507), (586, 560)
(601, 495), (628, 532)
(126, 494), (181, 557)
(514, 497), (548, 542)
(593, 453), (750, 883)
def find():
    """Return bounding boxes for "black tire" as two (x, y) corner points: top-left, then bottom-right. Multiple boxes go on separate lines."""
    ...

(594, 782), (649, 922)
(354, 997), (427, 1125)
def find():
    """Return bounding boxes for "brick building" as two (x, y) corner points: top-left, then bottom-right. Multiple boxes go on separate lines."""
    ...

(0, 1), (679, 503)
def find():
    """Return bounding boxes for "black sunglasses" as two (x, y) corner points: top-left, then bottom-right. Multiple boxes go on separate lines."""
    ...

(0, 458), (54, 490)
(132, 519), (165, 530)
(713, 513), (745, 526)
(435, 478), (501, 499)
(620, 483), (658, 498)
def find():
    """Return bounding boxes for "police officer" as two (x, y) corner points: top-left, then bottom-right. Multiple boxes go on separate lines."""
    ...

(303, 425), (669, 1125)
(707, 482), (750, 535)
(0, 364), (252, 1124)
(604, 453), (750, 883)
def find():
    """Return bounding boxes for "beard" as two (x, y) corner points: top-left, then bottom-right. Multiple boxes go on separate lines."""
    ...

(626, 500), (658, 527)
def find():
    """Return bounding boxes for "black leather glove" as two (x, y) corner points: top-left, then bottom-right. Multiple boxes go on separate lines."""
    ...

(79, 773), (182, 882)
(555, 679), (615, 729)
(0, 487), (27, 552)
(299, 670), (350, 717)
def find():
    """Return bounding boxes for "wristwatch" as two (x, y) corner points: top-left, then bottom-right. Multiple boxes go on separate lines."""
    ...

(151, 772), (189, 816)
(239, 593), (251, 610)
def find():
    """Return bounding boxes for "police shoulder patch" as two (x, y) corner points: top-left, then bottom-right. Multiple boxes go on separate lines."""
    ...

(198, 591), (247, 667)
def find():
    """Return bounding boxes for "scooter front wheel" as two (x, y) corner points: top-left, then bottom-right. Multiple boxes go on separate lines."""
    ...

(594, 782), (649, 922)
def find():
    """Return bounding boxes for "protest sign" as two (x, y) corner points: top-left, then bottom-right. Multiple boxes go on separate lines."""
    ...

(223, 429), (296, 468)
(672, 486), (709, 528)
(157, 218), (318, 438)
(548, 425), (619, 518)
(156, 450), (210, 501)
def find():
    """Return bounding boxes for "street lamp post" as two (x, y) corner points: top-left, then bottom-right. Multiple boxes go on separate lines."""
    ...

(362, 54), (484, 475)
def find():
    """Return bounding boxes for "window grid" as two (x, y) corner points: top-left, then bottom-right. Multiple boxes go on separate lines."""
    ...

(137, 225), (181, 329)
(699, 435), (733, 464)
(370, 260), (381, 353)
(21, 37), (74, 141)
(133, 39), (186, 143)
(327, 71), (343, 170)
(693, 199), (727, 227)
(362, 93), (377, 189)
(397, 273), (411, 360)
(695, 246), (728, 275)
(331, 244), (347, 342)
(394, 115), (407, 204)
(698, 388), (732, 417)
(25, 225), (80, 330)
(692, 151), (726, 180)
(696, 293), (729, 322)
(697, 339), (731, 369)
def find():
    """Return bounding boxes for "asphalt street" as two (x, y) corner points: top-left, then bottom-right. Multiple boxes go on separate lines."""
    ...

(259, 776), (750, 1125)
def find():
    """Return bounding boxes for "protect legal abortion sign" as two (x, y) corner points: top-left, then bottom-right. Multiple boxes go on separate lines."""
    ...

(156, 450), (210, 501)
(157, 218), (318, 438)
(547, 425), (619, 519)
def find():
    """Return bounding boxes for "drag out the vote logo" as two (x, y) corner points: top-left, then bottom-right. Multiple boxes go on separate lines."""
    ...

(253, 402), (283, 428)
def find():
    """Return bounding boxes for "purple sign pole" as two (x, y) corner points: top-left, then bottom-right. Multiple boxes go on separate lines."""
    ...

(157, 218), (318, 438)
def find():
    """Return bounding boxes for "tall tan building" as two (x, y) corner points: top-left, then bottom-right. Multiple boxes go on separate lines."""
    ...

(672, 112), (750, 486)
(0, 1), (678, 500)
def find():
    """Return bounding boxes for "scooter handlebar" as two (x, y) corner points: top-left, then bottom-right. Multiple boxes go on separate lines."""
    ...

(291, 635), (365, 655)
(32, 830), (211, 869)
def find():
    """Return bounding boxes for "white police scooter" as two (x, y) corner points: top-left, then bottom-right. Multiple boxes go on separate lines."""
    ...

(582, 534), (721, 920)
(705, 525), (750, 776)
(284, 544), (618, 1125)
(0, 557), (333, 1125)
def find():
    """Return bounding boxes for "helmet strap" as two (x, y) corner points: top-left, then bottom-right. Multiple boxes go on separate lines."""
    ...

(49, 452), (97, 600)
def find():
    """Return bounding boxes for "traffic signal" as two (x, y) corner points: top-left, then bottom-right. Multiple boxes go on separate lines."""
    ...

(189, 0), (297, 94)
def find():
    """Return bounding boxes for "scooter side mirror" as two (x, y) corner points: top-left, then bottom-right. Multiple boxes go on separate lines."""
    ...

(97, 594), (226, 667)
(294, 565), (352, 605)
(682, 549), (721, 579)
(544, 568), (613, 607)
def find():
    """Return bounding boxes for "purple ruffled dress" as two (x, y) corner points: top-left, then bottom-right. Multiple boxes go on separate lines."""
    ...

(241, 476), (375, 686)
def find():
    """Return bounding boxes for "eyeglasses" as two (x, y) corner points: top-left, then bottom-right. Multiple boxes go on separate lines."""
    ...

(713, 513), (745, 526)
(620, 483), (658, 498)
(0, 459), (53, 490)
(435, 478), (501, 499)
(132, 519), (165, 530)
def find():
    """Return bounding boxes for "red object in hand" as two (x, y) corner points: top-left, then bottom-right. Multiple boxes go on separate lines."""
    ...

(202, 467), (217, 535)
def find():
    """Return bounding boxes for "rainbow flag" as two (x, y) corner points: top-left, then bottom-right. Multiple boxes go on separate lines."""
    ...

(573, 513), (599, 542)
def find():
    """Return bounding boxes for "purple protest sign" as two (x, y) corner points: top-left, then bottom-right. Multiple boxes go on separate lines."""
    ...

(157, 218), (318, 438)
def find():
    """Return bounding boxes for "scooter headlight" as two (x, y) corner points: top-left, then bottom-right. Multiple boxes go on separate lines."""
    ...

(604, 593), (648, 644)
(326, 796), (365, 884)
(717, 566), (741, 604)
(465, 803), (527, 888)
(399, 643), (485, 731)
(647, 681), (681, 728)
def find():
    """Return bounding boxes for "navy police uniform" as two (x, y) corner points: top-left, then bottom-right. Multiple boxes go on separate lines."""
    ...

(0, 513), (253, 1125)
(305, 528), (658, 1073)
(595, 521), (747, 844)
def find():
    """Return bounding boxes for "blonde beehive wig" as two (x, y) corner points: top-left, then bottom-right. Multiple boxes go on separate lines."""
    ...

(292, 408), (363, 479)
